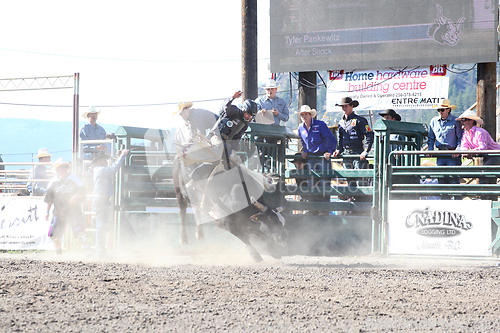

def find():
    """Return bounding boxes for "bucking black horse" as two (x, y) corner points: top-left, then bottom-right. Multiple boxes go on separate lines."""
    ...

(173, 156), (287, 262)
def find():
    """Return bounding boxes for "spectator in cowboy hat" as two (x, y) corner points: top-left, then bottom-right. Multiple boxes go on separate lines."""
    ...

(333, 97), (374, 200)
(378, 109), (401, 121)
(378, 109), (405, 143)
(255, 79), (289, 126)
(255, 79), (290, 170)
(457, 110), (500, 199)
(254, 79), (290, 171)
(27, 148), (52, 196)
(298, 105), (336, 215)
(333, 97), (373, 163)
(427, 98), (463, 199)
(79, 106), (109, 160)
(44, 158), (91, 257)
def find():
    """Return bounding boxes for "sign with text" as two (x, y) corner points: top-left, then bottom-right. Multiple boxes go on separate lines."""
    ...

(388, 200), (492, 256)
(270, 0), (498, 73)
(326, 66), (450, 111)
(0, 197), (54, 250)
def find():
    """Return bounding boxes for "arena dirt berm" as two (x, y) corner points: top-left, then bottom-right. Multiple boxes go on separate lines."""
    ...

(1, 249), (500, 332)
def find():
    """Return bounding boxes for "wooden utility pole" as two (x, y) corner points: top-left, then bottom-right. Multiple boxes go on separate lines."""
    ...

(72, 73), (80, 164)
(476, 62), (496, 138)
(242, 0), (258, 100)
(298, 72), (317, 116)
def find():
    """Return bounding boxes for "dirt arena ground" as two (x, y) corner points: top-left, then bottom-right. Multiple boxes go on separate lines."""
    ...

(1, 250), (500, 332)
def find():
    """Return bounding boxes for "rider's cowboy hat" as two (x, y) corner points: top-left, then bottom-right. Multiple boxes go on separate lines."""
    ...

(50, 158), (71, 172)
(433, 99), (456, 110)
(298, 105), (317, 118)
(82, 106), (101, 119)
(34, 148), (52, 159)
(378, 109), (401, 121)
(456, 110), (484, 125)
(262, 79), (280, 90)
(173, 101), (193, 115)
(336, 97), (359, 108)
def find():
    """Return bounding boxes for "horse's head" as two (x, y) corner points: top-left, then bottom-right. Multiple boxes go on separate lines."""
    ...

(250, 200), (288, 246)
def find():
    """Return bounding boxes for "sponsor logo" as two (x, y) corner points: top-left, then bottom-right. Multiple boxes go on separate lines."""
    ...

(405, 206), (472, 238)
(329, 70), (343, 81)
(429, 65), (447, 77)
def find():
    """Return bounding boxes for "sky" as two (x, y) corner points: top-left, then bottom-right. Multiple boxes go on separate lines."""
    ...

(0, 0), (271, 129)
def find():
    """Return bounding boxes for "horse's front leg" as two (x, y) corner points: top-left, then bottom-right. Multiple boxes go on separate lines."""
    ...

(193, 207), (204, 240)
(176, 187), (189, 245)
(216, 218), (263, 262)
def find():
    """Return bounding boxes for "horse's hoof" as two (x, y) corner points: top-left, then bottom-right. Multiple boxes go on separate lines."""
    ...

(250, 252), (264, 262)
(269, 251), (282, 260)
(247, 245), (263, 262)
(268, 244), (283, 259)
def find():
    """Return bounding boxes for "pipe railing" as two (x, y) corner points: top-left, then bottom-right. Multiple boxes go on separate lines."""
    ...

(0, 162), (54, 193)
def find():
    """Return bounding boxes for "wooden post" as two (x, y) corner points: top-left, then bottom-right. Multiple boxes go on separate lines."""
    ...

(72, 73), (80, 164)
(476, 62), (496, 138)
(298, 72), (317, 117)
(242, 0), (258, 101)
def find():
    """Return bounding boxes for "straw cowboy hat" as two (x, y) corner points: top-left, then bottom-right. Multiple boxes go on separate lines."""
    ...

(421, 160), (437, 166)
(262, 79), (280, 89)
(378, 109), (401, 121)
(335, 97), (359, 108)
(433, 99), (456, 110)
(34, 148), (52, 159)
(50, 158), (71, 172)
(173, 101), (193, 115)
(82, 106), (101, 119)
(456, 110), (484, 125)
(298, 105), (317, 118)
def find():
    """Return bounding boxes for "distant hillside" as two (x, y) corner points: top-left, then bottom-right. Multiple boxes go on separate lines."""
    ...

(0, 119), (120, 165)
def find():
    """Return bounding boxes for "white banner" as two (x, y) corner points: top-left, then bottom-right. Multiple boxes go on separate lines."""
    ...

(0, 197), (54, 250)
(327, 66), (450, 111)
(388, 200), (492, 257)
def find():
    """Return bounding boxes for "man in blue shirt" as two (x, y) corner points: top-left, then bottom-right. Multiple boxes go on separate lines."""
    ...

(79, 106), (108, 160)
(255, 80), (290, 172)
(255, 79), (290, 126)
(91, 149), (129, 259)
(298, 105), (337, 214)
(427, 98), (463, 199)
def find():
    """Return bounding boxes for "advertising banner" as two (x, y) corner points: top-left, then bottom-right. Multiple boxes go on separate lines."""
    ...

(0, 197), (54, 250)
(271, 0), (498, 73)
(388, 200), (492, 257)
(327, 66), (450, 111)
